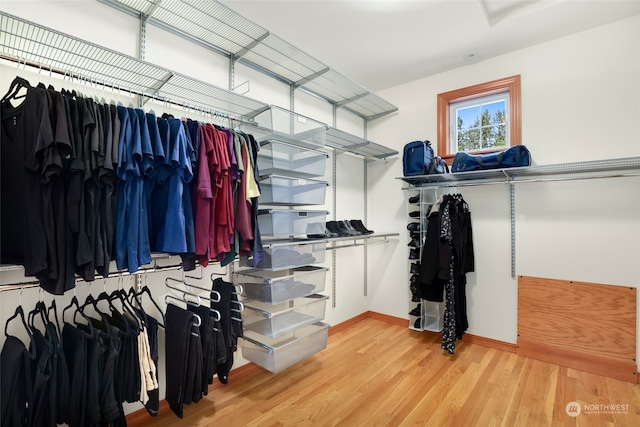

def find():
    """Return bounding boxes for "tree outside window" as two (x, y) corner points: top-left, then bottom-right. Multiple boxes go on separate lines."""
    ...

(455, 97), (507, 151)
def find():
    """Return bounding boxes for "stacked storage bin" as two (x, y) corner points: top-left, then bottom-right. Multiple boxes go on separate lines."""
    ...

(234, 106), (331, 373)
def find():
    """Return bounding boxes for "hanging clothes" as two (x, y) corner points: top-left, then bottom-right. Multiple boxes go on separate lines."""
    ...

(1, 76), (264, 292)
(136, 309), (161, 416)
(418, 193), (474, 354)
(211, 277), (243, 384)
(1, 330), (34, 426)
(1, 79), (57, 288)
(234, 133), (255, 255)
(212, 127), (233, 261)
(153, 117), (193, 254)
(165, 303), (201, 419)
(180, 120), (198, 270)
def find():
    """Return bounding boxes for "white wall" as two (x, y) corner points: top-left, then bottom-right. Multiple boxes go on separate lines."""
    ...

(1, 1), (639, 416)
(368, 15), (640, 351)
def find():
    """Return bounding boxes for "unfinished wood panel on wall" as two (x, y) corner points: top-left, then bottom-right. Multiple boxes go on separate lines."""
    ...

(517, 275), (637, 383)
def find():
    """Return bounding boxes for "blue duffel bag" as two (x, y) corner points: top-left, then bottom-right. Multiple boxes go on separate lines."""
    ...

(451, 145), (531, 172)
(403, 140), (434, 176)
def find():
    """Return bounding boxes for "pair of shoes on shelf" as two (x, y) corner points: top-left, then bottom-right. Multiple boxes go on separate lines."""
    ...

(409, 248), (420, 260)
(327, 220), (374, 237)
(409, 210), (421, 218)
(413, 318), (422, 329)
(410, 262), (420, 274)
(409, 303), (421, 316)
(409, 274), (420, 302)
(409, 195), (420, 204)
(408, 236), (421, 248)
(327, 220), (358, 237)
(353, 219), (373, 234)
(407, 223), (420, 233)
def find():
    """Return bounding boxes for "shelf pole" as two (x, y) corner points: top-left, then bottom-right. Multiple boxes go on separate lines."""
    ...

(363, 118), (369, 297)
(332, 104), (338, 308)
(229, 54), (235, 92)
(137, 15), (146, 108)
(510, 183), (516, 278)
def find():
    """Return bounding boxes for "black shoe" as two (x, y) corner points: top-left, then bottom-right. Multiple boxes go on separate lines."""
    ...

(409, 304), (421, 316)
(410, 262), (420, 274)
(409, 195), (419, 204)
(409, 231), (420, 240)
(410, 274), (420, 300)
(407, 223), (420, 232)
(409, 211), (421, 218)
(350, 219), (373, 235)
(409, 248), (420, 260)
(334, 220), (358, 236)
(410, 287), (420, 302)
(342, 220), (363, 236)
(410, 280), (420, 302)
(326, 221), (342, 236)
(414, 318), (422, 329)
(408, 237), (420, 248)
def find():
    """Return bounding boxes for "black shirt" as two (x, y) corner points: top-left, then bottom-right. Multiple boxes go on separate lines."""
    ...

(1, 83), (54, 278)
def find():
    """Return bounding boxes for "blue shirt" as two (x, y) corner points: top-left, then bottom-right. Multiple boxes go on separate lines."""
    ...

(154, 118), (193, 253)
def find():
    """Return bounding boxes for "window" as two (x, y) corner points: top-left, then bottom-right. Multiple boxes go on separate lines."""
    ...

(437, 75), (520, 163)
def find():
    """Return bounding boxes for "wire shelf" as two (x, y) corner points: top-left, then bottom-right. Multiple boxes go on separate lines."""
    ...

(0, 11), (268, 120)
(325, 127), (398, 160)
(98, 0), (398, 120)
(0, 12), (397, 160)
(399, 157), (640, 187)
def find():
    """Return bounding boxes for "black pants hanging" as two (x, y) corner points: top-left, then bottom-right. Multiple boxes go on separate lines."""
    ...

(165, 303), (199, 419)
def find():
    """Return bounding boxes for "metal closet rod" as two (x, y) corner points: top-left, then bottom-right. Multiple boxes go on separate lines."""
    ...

(0, 54), (244, 123)
(0, 263), (184, 293)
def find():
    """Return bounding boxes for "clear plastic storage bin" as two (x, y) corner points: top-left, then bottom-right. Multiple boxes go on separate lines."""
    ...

(243, 294), (329, 338)
(241, 105), (327, 149)
(257, 141), (329, 178)
(250, 239), (327, 270)
(233, 266), (328, 304)
(259, 175), (328, 206)
(257, 209), (328, 237)
(241, 322), (329, 373)
(423, 301), (444, 332)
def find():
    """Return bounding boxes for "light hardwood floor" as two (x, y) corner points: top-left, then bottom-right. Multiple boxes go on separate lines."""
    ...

(129, 317), (640, 426)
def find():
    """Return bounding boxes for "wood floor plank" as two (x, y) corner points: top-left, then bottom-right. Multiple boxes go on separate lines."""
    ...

(128, 317), (640, 426)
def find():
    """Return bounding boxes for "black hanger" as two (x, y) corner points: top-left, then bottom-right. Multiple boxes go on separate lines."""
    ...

(62, 295), (96, 338)
(79, 294), (105, 320)
(110, 287), (144, 329)
(129, 285), (166, 328)
(47, 300), (63, 338)
(1, 76), (31, 103)
(110, 287), (137, 317)
(4, 305), (33, 340)
(4, 305), (37, 360)
(94, 289), (118, 313)
(27, 300), (48, 333)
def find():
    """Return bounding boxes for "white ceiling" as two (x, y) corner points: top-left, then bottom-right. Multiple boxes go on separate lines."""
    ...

(220, 0), (640, 92)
